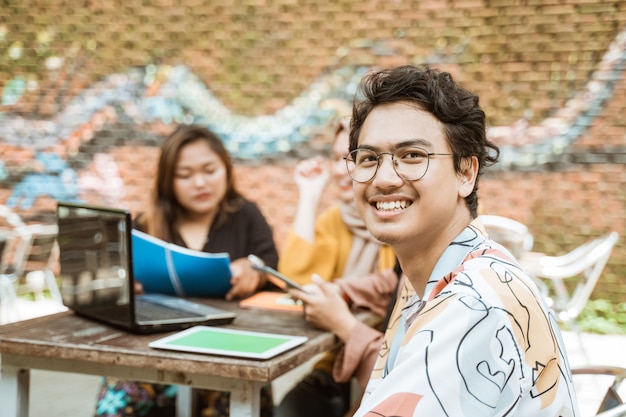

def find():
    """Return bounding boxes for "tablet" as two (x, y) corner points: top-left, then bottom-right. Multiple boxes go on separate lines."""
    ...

(148, 326), (308, 359)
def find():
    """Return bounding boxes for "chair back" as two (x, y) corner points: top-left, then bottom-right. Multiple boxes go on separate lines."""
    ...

(0, 225), (20, 324)
(477, 214), (534, 258)
(9, 224), (59, 279)
(0, 206), (24, 275)
(595, 404), (626, 417)
(4, 223), (61, 302)
(572, 366), (626, 416)
(0, 231), (10, 272)
(526, 231), (619, 323)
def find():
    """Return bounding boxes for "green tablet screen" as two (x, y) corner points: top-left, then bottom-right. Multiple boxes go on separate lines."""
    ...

(149, 326), (308, 359)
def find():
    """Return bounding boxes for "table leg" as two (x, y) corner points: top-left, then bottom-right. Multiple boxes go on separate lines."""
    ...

(229, 381), (263, 417)
(0, 364), (30, 417)
(176, 385), (195, 417)
(175, 382), (263, 417)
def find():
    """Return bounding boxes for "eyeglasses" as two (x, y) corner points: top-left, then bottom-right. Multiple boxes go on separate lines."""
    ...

(343, 147), (453, 183)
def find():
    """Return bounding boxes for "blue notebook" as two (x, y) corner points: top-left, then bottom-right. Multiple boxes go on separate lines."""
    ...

(132, 229), (232, 297)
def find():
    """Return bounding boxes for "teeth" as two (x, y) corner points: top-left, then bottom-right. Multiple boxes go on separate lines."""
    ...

(376, 200), (410, 211)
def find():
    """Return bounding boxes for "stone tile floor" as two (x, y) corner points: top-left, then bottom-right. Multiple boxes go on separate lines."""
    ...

(3, 299), (626, 417)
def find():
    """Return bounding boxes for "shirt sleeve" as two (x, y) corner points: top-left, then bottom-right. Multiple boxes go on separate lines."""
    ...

(335, 268), (398, 317)
(332, 320), (383, 389)
(278, 206), (352, 284)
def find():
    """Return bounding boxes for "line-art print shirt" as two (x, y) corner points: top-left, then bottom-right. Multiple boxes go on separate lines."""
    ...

(354, 222), (580, 417)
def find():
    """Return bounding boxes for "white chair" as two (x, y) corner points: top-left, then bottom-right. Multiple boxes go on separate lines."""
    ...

(0, 204), (25, 229)
(596, 404), (626, 417)
(0, 276), (20, 324)
(520, 231), (619, 360)
(0, 231), (20, 324)
(573, 365), (626, 417)
(477, 214), (534, 258)
(0, 206), (24, 323)
(0, 223), (64, 324)
(8, 223), (62, 303)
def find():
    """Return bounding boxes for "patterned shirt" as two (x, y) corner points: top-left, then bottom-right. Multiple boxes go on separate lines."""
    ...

(354, 222), (580, 417)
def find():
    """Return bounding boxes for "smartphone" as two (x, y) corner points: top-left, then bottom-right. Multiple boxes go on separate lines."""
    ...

(248, 254), (308, 293)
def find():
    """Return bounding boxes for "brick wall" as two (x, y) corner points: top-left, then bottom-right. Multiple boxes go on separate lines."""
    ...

(0, 0), (624, 302)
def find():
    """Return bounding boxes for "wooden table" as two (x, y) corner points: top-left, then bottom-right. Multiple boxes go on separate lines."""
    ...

(0, 298), (379, 417)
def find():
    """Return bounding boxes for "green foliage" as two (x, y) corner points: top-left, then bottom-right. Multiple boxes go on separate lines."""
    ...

(575, 299), (626, 335)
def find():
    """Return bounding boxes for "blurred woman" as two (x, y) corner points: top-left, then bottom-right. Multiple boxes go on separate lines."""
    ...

(94, 124), (278, 417)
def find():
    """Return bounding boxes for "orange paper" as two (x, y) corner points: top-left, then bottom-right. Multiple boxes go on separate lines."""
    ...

(239, 291), (304, 312)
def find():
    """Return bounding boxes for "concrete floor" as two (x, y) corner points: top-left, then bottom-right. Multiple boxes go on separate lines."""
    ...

(5, 299), (626, 417)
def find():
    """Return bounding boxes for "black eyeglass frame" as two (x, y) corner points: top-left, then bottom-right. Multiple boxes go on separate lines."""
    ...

(343, 147), (453, 183)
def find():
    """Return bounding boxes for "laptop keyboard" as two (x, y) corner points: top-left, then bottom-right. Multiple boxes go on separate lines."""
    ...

(135, 299), (201, 321)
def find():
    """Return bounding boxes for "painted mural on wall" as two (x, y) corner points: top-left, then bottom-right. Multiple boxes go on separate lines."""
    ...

(0, 29), (624, 213)
(5, 152), (79, 209)
(0, 63), (366, 211)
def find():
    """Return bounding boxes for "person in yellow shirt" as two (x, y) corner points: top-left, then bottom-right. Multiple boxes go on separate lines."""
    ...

(275, 117), (398, 417)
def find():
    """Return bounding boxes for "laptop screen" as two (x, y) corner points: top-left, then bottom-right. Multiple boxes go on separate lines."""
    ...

(56, 202), (136, 328)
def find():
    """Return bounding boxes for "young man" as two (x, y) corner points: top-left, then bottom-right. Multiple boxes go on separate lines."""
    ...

(345, 65), (580, 416)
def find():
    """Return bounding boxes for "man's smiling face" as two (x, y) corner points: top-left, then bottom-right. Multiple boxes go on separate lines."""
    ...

(352, 101), (472, 251)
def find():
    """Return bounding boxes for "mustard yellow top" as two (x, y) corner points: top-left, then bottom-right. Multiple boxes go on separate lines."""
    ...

(278, 205), (396, 284)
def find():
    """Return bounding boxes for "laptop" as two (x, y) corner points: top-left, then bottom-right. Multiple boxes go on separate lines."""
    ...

(56, 201), (236, 334)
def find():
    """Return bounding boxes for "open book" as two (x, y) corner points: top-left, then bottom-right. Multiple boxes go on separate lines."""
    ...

(131, 229), (232, 297)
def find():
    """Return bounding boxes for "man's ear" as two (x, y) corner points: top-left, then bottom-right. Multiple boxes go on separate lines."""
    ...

(458, 156), (478, 198)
